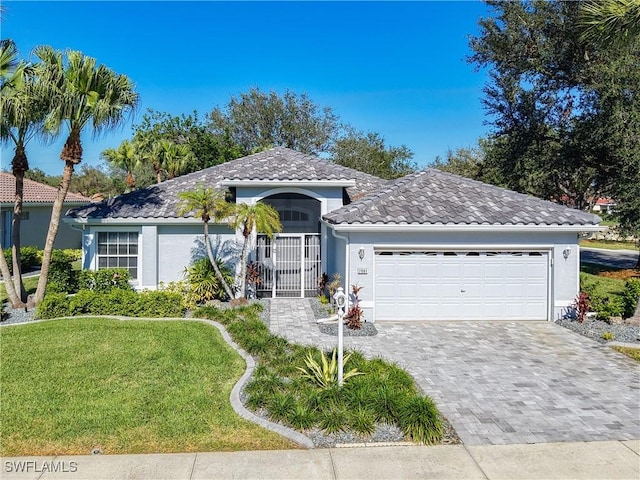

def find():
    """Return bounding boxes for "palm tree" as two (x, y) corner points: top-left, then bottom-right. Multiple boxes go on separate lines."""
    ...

(227, 202), (281, 298)
(31, 46), (138, 305)
(0, 40), (47, 305)
(101, 139), (139, 191)
(579, 0), (640, 50)
(157, 139), (194, 180)
(177, 185), (235, 299)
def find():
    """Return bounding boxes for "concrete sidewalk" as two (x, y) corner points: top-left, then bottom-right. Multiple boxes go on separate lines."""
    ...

(2, 440), (639, 480)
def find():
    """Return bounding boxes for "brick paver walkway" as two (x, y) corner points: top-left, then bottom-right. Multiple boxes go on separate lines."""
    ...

(269, 299), (640, 445)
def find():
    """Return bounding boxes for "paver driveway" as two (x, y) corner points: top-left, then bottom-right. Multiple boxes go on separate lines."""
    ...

(269, 299), (640, 445)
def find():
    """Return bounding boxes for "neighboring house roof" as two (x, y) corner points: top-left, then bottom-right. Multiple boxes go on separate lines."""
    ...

(595, 198), (615, 206)
(0, 172), (91, 204)
(323, 169), (601, 227)
(67, 148), (387, 220)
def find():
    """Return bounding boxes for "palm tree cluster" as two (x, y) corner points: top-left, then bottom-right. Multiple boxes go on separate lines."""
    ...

(178, 185), (282, 299)
(0, 41), (138, 308)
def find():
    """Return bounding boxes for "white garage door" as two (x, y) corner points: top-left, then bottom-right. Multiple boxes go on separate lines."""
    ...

(375, 251), (549, 321)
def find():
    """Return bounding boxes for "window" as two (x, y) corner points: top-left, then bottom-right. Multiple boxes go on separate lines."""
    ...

(97, 232), (138, 279)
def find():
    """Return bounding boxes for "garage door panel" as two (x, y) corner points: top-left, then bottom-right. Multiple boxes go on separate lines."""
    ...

(375, 250), (548, 321)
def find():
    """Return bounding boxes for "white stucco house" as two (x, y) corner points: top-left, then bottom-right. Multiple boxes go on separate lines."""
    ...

(65, 148), (602, 322)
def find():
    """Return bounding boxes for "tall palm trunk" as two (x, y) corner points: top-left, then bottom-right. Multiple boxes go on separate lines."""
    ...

(203, 220), (234, 300)
(236, 225), (252, 298)
(32, 161), (75, 305)
(11, 171), (26, 302)
(0, 238), (22, 308)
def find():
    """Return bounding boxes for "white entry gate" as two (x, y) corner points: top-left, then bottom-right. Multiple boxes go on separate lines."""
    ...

(256, 234), (321, 297)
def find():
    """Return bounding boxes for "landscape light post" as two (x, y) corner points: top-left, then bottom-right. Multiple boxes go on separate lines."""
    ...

(334, 286), (347, 386)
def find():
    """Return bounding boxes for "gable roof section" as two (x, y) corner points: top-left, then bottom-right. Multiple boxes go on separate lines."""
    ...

(323, 169), (601, 227)
(0, 172), (91, 204)
(68, 148), (386, 220)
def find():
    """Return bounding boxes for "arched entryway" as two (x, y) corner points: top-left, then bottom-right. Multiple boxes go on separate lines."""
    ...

(256, 193), (321, 297)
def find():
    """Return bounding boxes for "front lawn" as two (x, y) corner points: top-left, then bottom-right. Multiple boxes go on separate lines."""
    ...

(580, 239), (638, 251)
(0, 318), (295, 456)
(0, 275), (39, 304)
(613, 346), (640, 362)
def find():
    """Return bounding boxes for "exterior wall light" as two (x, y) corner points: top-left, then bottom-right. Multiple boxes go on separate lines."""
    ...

(563, 247), (572, 259)
(358, 247), (365, 261)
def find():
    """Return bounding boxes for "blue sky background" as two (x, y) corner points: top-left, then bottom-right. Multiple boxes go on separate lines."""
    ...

(1, 1), (491, 176)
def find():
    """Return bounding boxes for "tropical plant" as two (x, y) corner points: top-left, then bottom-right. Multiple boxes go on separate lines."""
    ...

(345, 284), (365, 330)
(579, 0), (640, 50)
(0, 40), (48, 305)
(155, 139), (194, 180)
(184, 257), (235, 304)
(31, 46), (138, 305)
(227, 202), (281, 298)
(177, 184), (235, 299)
(572, 292), (591, 324)
(296, 349), (363, 389)
(101, 139), (140, 190)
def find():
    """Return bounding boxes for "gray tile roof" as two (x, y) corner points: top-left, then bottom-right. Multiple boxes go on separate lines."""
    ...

(323, 169), (601, 226)
(67, 148), (386, 220)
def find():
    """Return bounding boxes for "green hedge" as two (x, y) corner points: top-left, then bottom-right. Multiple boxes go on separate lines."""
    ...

(623, 279), (640, 318)
(2, 246), (41, 273)
(36, 289), (186, 319)
(78, 268), (132, 293)
(46, 250), (79, 294)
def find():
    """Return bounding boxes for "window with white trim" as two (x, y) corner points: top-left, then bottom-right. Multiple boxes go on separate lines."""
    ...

(97, 232), (139, 279)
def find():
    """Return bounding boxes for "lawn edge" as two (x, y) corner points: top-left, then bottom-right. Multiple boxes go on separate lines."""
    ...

(0, 315), (314, 450)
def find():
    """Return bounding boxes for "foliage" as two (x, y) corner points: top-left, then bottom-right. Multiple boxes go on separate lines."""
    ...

(602, 331), (615, 341)
(209, 87), (339, 156)
(25, 166), (122, 197)
(331, 128), (416, 179)
(622, 279), (640, 318)
(132, 108), (243, 177)
(101, 139), (140, 190)
(572, 292), (591, 323)
(0, 318), (292, 455)
(176, 184), (235, 299)
(2, 245), (41, 274)
(580, 270), (626, 320)
(345, 284), (364, 330)
(78, 268), (132, 293)
(227, 201), (282, 298)
(296, 349), (364, 389)
(193, 305), (444, 444)
(36, 289), (186, 319)
(579, 0), (640, 50)
(397, 396), (444, 445)
(46, 250), (78, 294)
(469, 0), (640, 223)
(184, 257), (235, 304)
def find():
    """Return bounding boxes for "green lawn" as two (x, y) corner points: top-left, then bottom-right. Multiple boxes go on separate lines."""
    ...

(0, 318), (295, 456)
(613, 346), (640, 362)
(580, 239), (638, 250)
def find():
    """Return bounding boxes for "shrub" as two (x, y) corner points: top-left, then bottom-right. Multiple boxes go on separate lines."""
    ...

(37, 289), (186, 319)
(46, 250), (78, 294)
(397, 396), (443, 445)
(602, 331), (614, 341)
(296, 349), (364, 389)
(623, 279), (640, 318)
(572, 292), (590, 323)
(35, 293), (70, 319)
(184, 257), (235, 304)
(2, 245), (41, 273)
(78, 268), (131, 293)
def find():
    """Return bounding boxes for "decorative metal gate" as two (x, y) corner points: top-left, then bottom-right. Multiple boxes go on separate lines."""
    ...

(256, 234), (321, 298)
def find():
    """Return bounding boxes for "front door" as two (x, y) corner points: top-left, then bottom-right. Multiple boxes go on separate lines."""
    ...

(256, 234), (320, 298)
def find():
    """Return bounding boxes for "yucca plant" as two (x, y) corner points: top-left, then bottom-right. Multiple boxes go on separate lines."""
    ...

(296, 348), (364, 389)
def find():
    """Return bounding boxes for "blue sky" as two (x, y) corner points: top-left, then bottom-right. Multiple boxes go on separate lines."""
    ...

(1, 1), (491, 175)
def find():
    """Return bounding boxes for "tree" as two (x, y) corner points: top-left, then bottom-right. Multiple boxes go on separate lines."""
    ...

(469, 1), (640, 211)
(132, 109), (242, 173)
(177, 185), (235, 299)
(431, 143), (505, 186)
(32, 46), (138, 305)
(155, 139), (194, 180)
(331, 128), (416, 180)
(227, 202), (282, 298)
(209, 88), (340, 155)
(0, 39), (48, 305)
(101, 139), (139, 190)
